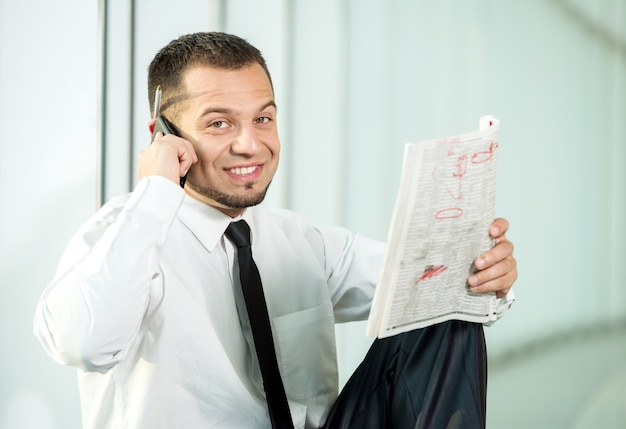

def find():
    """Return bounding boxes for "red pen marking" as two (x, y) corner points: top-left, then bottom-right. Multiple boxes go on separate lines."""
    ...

(435, 207), (464, 219)
(446, 153), (468, 200)
(416, 265), (448, 284)
(471, 140), (499, 164)
(434, 139), (497, 222)
(438, 136), (462, 144)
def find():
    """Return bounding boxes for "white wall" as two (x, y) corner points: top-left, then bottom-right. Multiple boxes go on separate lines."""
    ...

(1, 0), (625, 427)
(0, 1), (97, 427)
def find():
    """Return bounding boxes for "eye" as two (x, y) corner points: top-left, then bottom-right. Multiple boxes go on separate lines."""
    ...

(209, 120), (229, 129)
(255, 116), (272, 124)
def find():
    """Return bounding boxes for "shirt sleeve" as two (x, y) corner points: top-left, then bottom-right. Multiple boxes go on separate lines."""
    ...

(314, 226), (387, 323)
(33, 176), (184, 373)
(315, 225), (515, 326)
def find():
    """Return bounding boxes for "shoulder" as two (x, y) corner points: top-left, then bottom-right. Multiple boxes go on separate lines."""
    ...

(250, 204), (358, 251)
(253, 204), (326, 236)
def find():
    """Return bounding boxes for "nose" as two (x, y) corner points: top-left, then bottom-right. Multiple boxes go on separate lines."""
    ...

(231, 124), (260, 156)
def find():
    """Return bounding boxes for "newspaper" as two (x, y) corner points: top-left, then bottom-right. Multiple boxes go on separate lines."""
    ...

(367, 116), (500, 338)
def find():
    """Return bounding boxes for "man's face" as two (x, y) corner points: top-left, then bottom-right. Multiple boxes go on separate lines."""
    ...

(174, 63), (279, 216)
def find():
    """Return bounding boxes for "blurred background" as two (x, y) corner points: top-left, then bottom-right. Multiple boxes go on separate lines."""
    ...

(1, 0), (624, 427)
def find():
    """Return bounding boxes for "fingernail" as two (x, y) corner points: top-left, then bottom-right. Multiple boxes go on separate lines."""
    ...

(469, 275), (478, 286)
(475, 258), (485, 269)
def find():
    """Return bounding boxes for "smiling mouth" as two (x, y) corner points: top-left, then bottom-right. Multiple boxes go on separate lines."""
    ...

(228, 165), (259, 175)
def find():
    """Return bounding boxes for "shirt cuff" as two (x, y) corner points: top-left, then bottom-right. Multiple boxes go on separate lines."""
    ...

(484, 289), (515, 326)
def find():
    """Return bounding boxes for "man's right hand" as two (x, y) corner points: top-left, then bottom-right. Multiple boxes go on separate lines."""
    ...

(138, 121), (198, 185)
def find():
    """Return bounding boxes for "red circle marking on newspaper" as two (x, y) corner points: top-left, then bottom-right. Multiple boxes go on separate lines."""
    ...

(435, 208), (464, 220)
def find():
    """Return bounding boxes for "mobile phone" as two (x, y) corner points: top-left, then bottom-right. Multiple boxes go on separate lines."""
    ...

(151, 115), (187, 188)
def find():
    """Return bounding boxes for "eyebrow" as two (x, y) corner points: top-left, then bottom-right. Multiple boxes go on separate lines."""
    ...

(198, 100), (277, 119)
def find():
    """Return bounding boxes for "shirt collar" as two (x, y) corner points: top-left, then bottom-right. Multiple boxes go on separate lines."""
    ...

(177, 195), (242, 253)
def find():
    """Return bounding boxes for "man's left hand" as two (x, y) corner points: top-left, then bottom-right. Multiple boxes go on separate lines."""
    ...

(467, 218), (517, 298)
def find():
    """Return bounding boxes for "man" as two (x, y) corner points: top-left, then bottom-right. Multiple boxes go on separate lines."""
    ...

(34, 32), (517, 429)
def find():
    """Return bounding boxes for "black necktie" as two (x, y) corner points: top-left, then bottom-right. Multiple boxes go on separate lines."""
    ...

(225, 220), (294, 429)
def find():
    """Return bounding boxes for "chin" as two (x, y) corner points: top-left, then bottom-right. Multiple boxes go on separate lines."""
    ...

(188, 181), (271, 210)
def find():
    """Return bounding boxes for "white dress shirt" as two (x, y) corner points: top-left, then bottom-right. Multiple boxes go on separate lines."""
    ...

(34, 176), (387, 428)
(34, 176), (513, 429)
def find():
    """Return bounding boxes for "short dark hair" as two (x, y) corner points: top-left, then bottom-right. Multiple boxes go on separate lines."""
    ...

(147, 32), (273, 117)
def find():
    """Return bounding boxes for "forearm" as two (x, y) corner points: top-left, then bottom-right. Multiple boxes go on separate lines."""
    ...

(34, 177), (184, 372)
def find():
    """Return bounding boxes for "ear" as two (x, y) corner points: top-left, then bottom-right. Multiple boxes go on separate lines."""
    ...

(148, 118), (157, 135)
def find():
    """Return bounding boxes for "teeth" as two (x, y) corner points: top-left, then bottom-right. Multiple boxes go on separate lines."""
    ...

(230, 166), (257, 175)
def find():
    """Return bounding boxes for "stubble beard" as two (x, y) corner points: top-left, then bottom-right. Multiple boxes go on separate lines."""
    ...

(187, 180), (272, 209)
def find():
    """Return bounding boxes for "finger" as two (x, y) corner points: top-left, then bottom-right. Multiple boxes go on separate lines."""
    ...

(469, 267), (518, 298)
(490, 217), (509, 238)
(468, 256), (517, 295)
(474, 239), (514, 270)
(177, 140), (198, 176)
(138, 136), (195, 184)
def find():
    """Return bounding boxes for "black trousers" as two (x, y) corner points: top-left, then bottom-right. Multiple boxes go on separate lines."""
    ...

(323, 321), (487, 429)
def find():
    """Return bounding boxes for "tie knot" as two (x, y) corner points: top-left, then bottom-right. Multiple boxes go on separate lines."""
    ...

(225, 220), (251, 248)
